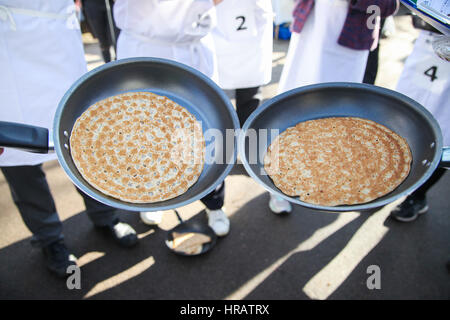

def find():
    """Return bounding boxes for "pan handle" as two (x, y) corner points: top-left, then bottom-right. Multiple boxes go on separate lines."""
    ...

(0, 121), (52, 154)
(440, 147), (450, 169)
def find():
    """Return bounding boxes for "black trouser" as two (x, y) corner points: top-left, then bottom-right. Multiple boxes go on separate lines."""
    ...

(363, 43), (380, 85)
(215, 86), (261, 208)
(82, 0), (119, 63)
(201, 86), (260, 210)
(200, 182), (225, 211)
(409, 168), (447, 200)
(235, 86), (262, 127)
(363, 18), (386, 85)
(1, 164), (118, 247)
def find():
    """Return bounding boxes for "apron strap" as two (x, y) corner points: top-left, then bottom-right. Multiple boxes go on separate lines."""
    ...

(122, 30), (200, 47)
(0, 5), (75, 31)
(0, 5), (16, 30)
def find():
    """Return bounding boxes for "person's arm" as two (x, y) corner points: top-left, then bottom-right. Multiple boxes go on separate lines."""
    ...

(350, 0), (399, 18)
(213, 0), (223, 4)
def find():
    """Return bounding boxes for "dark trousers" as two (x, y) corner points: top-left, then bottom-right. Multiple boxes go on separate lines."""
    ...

(200, 182), (225, 210)
(235, 86), (262, 127)
(1, 164), (118, 248)
(363, 18), (386, 85)
(363, 43), (380, 85)
(198, 86), (263, 210)
(409, 168), (447, 200)
(82, 0), (119, 63)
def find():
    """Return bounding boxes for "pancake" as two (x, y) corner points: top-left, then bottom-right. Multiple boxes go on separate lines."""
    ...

(70, 92), (205, 203)
(264, 117), (412, 206)
(169, 232), (212, 255)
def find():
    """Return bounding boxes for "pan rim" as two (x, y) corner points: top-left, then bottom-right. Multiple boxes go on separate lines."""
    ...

(53, 57), (240, 212)
(238, 82), (444, 212)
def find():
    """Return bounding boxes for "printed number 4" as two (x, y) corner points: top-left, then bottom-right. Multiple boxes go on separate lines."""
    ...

(424, 66), (438, 82)
(236, 16), (247, 31)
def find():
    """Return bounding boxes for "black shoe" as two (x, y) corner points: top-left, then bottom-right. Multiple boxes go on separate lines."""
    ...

(42, 240), (77, 278)
(97, 219), (138, 248)
(390, 197), (429, 222)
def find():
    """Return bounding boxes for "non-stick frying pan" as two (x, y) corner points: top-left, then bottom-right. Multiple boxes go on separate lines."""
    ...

(238, 83), (450, 212)
(165, 210), (217, 256)
(0, 58), (240, 212)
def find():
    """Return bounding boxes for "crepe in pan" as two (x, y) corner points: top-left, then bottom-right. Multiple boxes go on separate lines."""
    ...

(264, 117), (412, 206)
(70, 92), (205, 203)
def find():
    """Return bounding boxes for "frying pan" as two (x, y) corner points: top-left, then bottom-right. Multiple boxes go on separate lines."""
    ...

(165, 210), (217, 256)
(238, 82), (450, 212)
(0, 58), (239, 212)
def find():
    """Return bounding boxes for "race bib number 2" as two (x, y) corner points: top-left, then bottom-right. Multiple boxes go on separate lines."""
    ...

(223, 4), (257, 40)
(235, 16), (248, 30)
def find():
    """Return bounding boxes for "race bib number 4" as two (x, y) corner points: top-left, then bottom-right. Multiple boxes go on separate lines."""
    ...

(410, 34), (450, 94)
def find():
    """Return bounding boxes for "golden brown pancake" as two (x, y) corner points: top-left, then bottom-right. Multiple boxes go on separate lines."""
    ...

(70, 92), (205, 203)
(264, 117), (412, 206)
(169, 232), (212, 255)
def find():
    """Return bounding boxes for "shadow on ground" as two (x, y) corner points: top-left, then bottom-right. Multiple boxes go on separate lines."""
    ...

(0, 192), (338, 299)
(1, 168), (449, 300)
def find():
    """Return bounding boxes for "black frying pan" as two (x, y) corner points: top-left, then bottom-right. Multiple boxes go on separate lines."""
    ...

(0, 58), (240, 212)
(239, 83), (450, 212)
(165, 210), (217, 256)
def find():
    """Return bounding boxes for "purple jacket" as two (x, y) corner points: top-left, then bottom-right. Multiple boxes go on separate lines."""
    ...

(292, 0), (399, 50)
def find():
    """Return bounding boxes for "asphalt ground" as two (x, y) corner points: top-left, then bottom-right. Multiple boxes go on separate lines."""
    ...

(0, 15), (449, 300)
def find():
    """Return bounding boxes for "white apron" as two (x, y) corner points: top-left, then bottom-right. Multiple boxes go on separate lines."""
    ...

(114, 0), (218, 81)
(396, 31), (450, 146)
(0, 0), (87, 167)
(212, 0), (273, 89)
(277, 0), (369, 94)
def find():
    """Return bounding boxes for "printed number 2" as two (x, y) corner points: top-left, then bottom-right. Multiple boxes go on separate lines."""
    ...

(424, 66), (438, 82)
(236, 16), (247, 31)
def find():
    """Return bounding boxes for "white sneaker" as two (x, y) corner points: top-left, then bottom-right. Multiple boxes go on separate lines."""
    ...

(206, 208), (230, 237)
(140, 211), (164, 225)
(269, 193), (292, 215)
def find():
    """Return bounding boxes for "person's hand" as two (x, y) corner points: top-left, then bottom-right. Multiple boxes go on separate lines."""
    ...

(213, 0), (223, 5)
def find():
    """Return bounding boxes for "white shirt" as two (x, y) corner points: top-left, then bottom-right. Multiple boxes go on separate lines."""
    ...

(114, 0), (218, 81)
(212, 0), (273, 89)
(0, 0), (87, 166)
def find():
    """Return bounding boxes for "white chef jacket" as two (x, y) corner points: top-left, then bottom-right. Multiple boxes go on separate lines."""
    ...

(212, 0), (273, 89)
(396, 31), (450, 146)
(114, 0), (218, 81)
(278, 0), (369, 94)
(0, 0), (88, 166)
